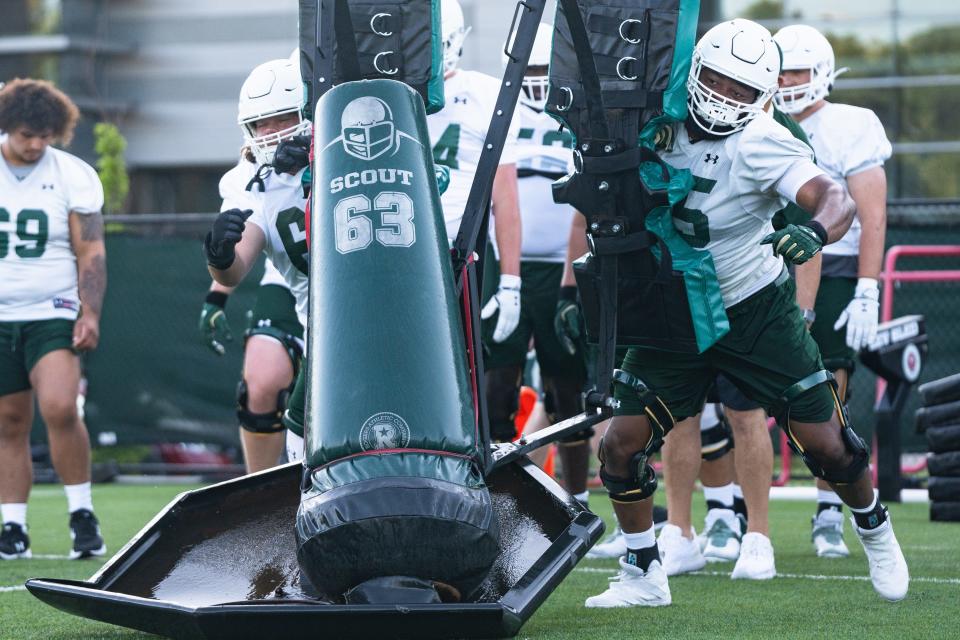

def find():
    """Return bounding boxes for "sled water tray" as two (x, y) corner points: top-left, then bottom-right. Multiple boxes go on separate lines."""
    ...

(26, 459), (602, 640)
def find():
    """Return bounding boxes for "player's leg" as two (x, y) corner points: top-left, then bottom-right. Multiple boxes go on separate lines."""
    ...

(281, 366), (306, 462)
(718, 276), (907, 600)
(809, 275), (857, 557)
(0, 349), (34, 560)
(585, 348), (710, 607)
(238, 285), (303, 473)
(697, 400), (743, 564)
(659, 414), (707, 575)
(28, 320), (105, 559)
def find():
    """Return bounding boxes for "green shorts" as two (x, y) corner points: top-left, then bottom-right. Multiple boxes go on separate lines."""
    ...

(810, 276), (857, 373)
(483, 261), (586, 380)
(247, 284), (304, 341)
(282, 365), (306, 438)
(615, 275), (834, 423)
(0, 319), (76, 396)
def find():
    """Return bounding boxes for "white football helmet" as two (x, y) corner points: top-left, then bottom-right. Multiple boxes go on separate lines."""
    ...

(441, 0), (471, 74)
(687, 19), (780, 136)
(237, 57), (311, 165)
(773, 25), (847, 115)
(520, 23), (553, 110)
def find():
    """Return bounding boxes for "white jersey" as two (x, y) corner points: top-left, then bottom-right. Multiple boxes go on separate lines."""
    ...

(515, 105), (576, 263)
(427, 69), (521, 242)
(0, 145), (104, 321)
(660, 112), (824, 308)
(245, 169), (309, 326)
(218, 159), (290, 289)
(799, 102), (892, 257)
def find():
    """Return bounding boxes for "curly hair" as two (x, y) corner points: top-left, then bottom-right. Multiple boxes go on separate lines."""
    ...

(0, 78), (80, 145)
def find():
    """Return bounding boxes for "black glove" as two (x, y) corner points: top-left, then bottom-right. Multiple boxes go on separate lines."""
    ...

(554, 286), (584, 356)
(273, 134), (312, 175)
(204, 208), (252, 270)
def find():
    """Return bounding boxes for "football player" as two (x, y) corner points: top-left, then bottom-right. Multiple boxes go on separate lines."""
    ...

(0, 79), (107, 560)
(585, 19), (907, 607)
(484, 23), (591, 502)
(198, 55), (309, 473)
(427, 0), (523, 355)
(774, 24), (892, 559)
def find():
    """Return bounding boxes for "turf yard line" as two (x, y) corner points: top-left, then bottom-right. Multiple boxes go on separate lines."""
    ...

(574, 566), (960, 584)
(32, 554), (73, 560)
(1, 585), (27, 593)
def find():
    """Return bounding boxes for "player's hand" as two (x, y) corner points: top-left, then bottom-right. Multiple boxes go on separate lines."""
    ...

(273, 134), (312, 175)
(72, 313), (100, 351)
(204, 208), (252, 270)
(554, 286), (583, 356)
(834, 277), (880, 350)
(760, 223), (823, 265)
(198, 294), (232, 355)
(481, 274), (522, 343)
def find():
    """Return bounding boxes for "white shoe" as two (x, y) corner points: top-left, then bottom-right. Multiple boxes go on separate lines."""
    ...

(584, 557), (671, 608)
(812, 508), (850, 558)
(657, 524), (706, 576)
(586, 525), (627, 559)
(731, 532), (776, 580)
(852, 516), (909, 601)
(702, 509), (741, 562)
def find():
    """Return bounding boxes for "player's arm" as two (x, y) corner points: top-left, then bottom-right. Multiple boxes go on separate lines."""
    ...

(763, 174), (855, 265)
(491, 163), (521, 277)
(848, 166), (887, 280)
(68, 210), (107, 351)
(562, 211), (588, 287)
(794, 254), (822, 328)
(555, 211), (588, 355)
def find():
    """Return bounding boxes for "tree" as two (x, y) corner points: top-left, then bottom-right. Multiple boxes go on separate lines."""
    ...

(94, 122), (129, 214)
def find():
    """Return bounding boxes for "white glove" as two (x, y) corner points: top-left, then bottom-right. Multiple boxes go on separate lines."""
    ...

(481, 274), (522, 343)
(833, 277), (880, 351)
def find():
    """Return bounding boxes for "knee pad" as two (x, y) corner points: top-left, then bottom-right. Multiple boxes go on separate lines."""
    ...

(700, 406), (734, 461)
(245, 325), (304, 375)
(485, 366), (522, 442)
(774, 370), (869, 485)
(236, 379), (290, 434)
(599, 447), (658, 503)
(612, 369), (675, 438)
(543, 376), (591, 444)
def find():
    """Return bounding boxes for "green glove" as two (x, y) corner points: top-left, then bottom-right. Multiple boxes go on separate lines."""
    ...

(554, 286), (584, 356)
(434, 165), (450, 196)
(198, 291), (232, 355)
(760, 222), (825, 265)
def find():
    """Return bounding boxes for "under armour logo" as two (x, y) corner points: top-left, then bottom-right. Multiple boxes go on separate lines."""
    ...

(703, 154), (719, 164)
(42, 183), (55, 190)
(453, 96), (467, 104)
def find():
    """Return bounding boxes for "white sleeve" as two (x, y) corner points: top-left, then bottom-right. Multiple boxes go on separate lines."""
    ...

(735, 118), (823, 203)
(218, 162), (256, 212)
(66, 158), (104, 215)
(844, 110), (892, 177)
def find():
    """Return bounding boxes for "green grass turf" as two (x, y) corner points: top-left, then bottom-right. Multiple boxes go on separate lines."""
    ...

(1, 484), (958, 639)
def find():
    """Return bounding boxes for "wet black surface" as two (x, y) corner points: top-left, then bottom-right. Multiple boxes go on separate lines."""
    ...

(99, 461), (579, 606)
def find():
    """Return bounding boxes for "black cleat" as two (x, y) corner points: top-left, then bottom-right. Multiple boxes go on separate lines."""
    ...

(0, 522), (32, 560)
(69, 509), (106, 559)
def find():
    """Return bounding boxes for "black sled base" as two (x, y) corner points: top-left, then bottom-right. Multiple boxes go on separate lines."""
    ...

(26, 459), (603, 640)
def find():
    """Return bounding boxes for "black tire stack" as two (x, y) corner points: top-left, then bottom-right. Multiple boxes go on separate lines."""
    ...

(918, 373), (960, 521)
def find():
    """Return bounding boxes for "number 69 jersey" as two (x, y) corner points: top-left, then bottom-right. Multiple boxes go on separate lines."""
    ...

(245, 170), (309, 326)
(427, 69), (521, 243)
(660, 112), (824, 308)
(0, 145), (104, 322)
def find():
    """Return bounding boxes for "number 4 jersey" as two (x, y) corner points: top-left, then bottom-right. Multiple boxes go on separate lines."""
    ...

(0, 144), (104, 321)
(245, 169), (309, 326)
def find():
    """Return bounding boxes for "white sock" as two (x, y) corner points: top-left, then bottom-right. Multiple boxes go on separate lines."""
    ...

(732, 484), (744, 500)
(64, 482), (93, 514)
(1, 503), (27, 527)
(573, 491), (589, 506)
(623, 526), (656, 550)
(703, 483), (734, 508)
(849, 490), (879, 514)
(817, 489), (843, 506)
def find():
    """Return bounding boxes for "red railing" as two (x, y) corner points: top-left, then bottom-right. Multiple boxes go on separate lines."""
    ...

(873, 245), (960, 480)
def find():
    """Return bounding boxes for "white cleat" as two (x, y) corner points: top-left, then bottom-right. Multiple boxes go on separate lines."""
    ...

(853, 516), (909, 602)
(586, 525), (627, 560)
(702, 509), (741, 562)
(658, 524), (706, 576)
(812, 508), (850, 558)
(731, 532), (776, 580)
(584, 558), (672, 608)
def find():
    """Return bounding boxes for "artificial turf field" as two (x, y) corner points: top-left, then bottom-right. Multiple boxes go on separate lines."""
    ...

(1, 483), (958, 639)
